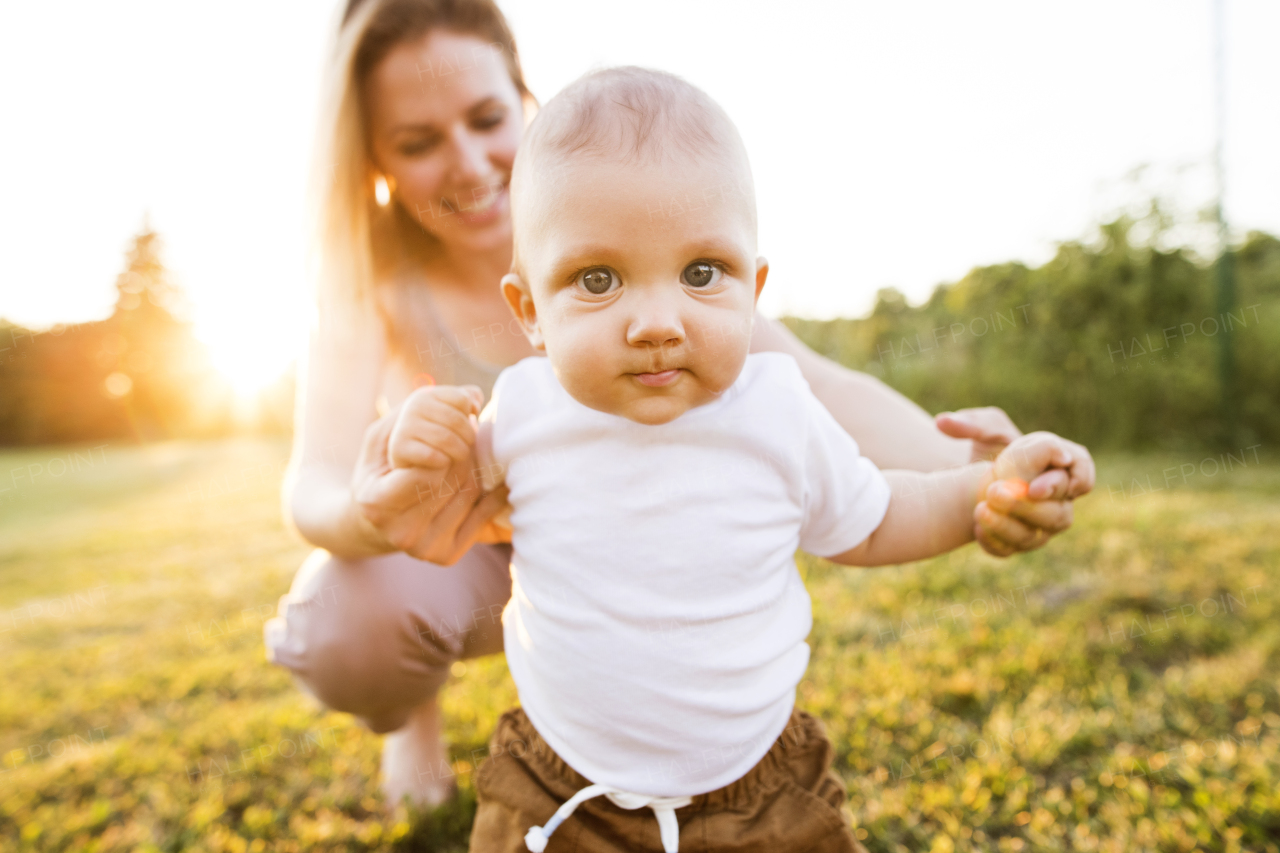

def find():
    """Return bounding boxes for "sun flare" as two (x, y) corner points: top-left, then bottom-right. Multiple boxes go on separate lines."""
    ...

(197, 319), (299, 402)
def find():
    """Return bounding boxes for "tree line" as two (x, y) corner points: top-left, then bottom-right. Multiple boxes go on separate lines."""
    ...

(784, 217), (1279, 450)
(0, 229), (292, 446)
(2, 215), (1276, 449)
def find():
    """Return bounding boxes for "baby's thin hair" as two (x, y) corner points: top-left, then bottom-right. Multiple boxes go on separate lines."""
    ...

(522, 66), (741, 166)
(509, 66), (756, 279)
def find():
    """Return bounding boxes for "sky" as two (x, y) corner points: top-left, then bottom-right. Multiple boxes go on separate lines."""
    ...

(1, 0), (1277, 394)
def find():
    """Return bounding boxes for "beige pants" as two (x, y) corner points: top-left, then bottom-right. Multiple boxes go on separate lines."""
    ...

(264, 544), (513, 733)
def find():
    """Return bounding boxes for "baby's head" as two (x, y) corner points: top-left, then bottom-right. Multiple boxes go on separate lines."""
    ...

(501, 67), (767, 425)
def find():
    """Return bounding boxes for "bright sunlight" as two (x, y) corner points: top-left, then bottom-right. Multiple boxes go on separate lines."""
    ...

(196, 307), (301, 402)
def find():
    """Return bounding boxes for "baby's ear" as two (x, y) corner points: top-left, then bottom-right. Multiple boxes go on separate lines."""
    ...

(754, 257), (769, 304)
(520, 92), (540, 128)
(501, 273), (545, 351)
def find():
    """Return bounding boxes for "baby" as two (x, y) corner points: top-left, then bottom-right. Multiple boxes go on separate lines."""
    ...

(416, 68), (1085, 852)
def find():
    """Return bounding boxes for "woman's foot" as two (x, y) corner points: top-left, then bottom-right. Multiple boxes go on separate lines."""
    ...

(381, 697), (457, 809)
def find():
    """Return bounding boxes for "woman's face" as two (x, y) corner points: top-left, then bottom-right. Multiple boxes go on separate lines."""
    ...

(365, 30), (524, 256)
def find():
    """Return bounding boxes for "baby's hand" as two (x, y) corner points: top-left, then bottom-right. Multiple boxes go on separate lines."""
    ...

(978, 431), (1091, 554)
(990, 431), (1077, 487)
(387, 384), (484, 471)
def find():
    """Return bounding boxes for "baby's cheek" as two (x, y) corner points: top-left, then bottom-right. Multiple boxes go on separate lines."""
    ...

(691, 326), (752, 388)
(547, 337), (608, 401)
(687, 356), (743, 402)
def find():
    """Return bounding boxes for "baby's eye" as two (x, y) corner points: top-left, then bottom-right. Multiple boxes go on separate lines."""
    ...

(681, 262), (722, 289)
(576, 267), (619, 295)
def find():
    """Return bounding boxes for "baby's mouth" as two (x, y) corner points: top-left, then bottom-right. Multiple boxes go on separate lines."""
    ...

(634, 369), (681, 388)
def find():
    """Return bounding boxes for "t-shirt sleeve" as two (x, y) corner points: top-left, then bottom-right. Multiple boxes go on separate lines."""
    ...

(797, 384), (892, 558)
(476, 367), (512, 492)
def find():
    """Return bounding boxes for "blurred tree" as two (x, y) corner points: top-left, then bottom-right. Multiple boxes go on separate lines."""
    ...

(785, 216), (1280, 450)
(98, 225), (221, 440)
(111, 225), (182, 317)
(0, 226), (235, 445)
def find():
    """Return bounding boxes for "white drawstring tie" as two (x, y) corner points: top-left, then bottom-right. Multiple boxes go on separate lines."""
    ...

(524, 783), (692, 853)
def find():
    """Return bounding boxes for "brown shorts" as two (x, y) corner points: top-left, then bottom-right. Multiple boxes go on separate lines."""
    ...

(470, 706), (867, 853)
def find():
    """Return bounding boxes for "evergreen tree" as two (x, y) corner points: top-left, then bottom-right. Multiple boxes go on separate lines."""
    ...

(99, 225), (225, 440)
(0, 224), (233, 445)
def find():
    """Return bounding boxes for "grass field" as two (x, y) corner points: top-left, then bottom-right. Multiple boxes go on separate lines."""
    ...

(1, 438), (1278, 853)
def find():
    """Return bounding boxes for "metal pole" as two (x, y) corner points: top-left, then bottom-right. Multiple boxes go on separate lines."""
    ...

(1212, 0), (1239, 447)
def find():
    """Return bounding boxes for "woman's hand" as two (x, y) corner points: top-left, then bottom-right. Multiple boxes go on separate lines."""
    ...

(349, 385), (509, 565)
(935, 407), (1023, 462)
(936, 408), (1095, 556)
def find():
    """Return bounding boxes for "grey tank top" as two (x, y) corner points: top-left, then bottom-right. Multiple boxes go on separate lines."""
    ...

(379, 269), (505, 402)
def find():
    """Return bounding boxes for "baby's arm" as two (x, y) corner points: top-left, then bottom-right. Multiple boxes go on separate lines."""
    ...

(832, 432), (1079, 567)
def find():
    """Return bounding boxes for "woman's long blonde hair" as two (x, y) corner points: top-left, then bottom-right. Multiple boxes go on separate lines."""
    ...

(311, 0), (529, 324)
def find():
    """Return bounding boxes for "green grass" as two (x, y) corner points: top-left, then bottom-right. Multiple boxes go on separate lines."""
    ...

(1, 439), (1278, 852)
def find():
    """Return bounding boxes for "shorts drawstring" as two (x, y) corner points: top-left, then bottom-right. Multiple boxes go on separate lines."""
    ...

(524, 782), (692, 853)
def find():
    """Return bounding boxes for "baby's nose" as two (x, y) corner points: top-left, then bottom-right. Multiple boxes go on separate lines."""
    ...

(625, 292), (686, 348)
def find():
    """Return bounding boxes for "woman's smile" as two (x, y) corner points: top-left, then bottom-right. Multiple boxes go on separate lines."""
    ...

(442, 184), (509, 226)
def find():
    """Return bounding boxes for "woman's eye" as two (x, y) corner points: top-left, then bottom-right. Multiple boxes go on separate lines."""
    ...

(681, 262), (722, 288)
(399, 137), (440, 157)
(473, 110), (506, 130)
(577, 267), (619, 295)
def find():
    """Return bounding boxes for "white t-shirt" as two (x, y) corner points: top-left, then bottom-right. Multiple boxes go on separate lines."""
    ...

(484, 352), (891, 797)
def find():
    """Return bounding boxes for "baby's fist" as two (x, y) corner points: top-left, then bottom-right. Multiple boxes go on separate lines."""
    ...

(976, 431), (1094, 556)
(991, 431), (1076, 486)
(387, 384), (484, 470)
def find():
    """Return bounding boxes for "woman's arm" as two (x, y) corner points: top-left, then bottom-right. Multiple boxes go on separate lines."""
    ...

(750, 314), (970, 470)
(750, 312), (1093, 555)
(283, 295), (395, 557)
(284, 294), (507, 563)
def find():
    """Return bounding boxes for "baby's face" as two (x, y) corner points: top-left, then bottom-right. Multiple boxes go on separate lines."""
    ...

(504, 154), (766, 425)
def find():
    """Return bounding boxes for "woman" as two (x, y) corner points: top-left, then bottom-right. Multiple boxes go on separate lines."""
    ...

(265, 0), (1092, 809)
